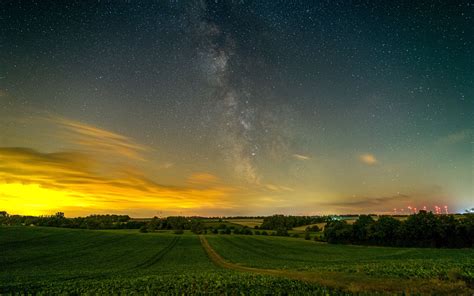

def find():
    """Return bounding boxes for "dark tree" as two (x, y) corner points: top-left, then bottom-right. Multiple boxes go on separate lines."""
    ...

(304, 231), (311, 240)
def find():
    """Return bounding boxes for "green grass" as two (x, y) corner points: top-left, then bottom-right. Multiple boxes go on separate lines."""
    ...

(206, 235), (473, 278)
(2, 226), (473, 295)
(2, 273), (337, 295)
(1, 227), (205, 280)
(200, 220), (243, 229)
(225, 218), (263, 228)
(1, 227), (215, 279)
(0, 226), (334, 295)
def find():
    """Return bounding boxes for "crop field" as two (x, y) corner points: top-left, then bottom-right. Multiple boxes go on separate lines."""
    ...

(200, 220), (243, 229)
(1, 226), (473, 295)
(0, 227), (333, 295)
(1, 227), (215, 284)
(206, 235), (474, 294)
(225, 218), (263, 228)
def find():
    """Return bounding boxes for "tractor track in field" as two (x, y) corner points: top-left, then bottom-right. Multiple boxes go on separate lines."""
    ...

(199, 235), (294, 277)
(134, 236), (180, 269)
(199, 235), (473, 295)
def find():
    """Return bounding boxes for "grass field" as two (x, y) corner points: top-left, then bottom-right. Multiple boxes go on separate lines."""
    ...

(225, 218), (263, 228)
(200, 220), (243, 229)
(206, 235), (474, 294)
(1, 226), (473, 295)
(1, 226), (216, 285)
(0, 227), (333, 295)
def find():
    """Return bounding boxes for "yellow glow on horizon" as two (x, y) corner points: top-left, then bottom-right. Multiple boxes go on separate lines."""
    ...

(0, 142), (240, 217)
(0, 116), (304, 217)
(0, 183), (93, 216)
(0, 181), (238, 217)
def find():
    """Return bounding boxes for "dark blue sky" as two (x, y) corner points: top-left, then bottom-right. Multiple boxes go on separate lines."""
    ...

(0, 0), (472, 216)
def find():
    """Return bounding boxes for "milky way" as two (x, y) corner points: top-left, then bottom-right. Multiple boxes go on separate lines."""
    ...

(190, 1), (298, 184)
(0, 1), (471, 216)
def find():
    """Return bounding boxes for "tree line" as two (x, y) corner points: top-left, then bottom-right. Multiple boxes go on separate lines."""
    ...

(0, 212), (145, 229)
(260, 215), (327, 231)
(2, 211), (472, 248)
(141, 217), (257, 235)
(324, 211), (474, 248)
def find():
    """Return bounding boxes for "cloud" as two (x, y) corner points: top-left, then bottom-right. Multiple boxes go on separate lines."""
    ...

(325, 194), (410, 207)
(359, 153), (377, 165)
(52, 117), (151, 161)
(187, 172), (219, 184)
(320, 186), (454, 214)
(0, 147), (237, 216)
(0, 115), (294, 216)
(437, 129), (471, 146)
(318, 193), (413, 214)
(264, 183), (294, 192)
(292, 153), (311, 161)
(159, 162), (174, 169)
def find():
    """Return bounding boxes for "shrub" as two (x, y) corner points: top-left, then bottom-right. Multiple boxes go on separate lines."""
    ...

(275, 227), (289, 236)
(304, 231), (311, 240)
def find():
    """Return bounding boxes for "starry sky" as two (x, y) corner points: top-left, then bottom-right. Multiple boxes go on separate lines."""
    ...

(0, 0), (472, 217)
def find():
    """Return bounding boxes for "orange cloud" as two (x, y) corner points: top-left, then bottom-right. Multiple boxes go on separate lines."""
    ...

(0, 116), (301, 217)
(160, 162), (174, 169)
(292, 153), (311, 160)
(52, 117), (151, 161)
(0, 147), (237, 217)
(359, 153), (377, 165)
(264, 183), (294, 192)
(187, 172), (219, 184)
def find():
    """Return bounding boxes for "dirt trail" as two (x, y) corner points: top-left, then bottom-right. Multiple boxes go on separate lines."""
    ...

(199, 235), (337, 283)
(199, 235), (472, 295)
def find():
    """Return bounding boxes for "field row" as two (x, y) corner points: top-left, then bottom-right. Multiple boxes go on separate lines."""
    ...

(1, 227), (473, 295)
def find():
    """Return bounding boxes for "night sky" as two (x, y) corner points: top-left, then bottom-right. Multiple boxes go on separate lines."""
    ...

(0, 1), (472, 217)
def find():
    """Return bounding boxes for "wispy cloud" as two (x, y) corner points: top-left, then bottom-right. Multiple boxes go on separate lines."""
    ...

(0, 141), (236, 216)
(320, 187), (453, 214)
(52, 117), (151, 161)
(264, 183), (294, 192)
(0, 115), (297, 216)
(159, 162), (174, 169)
(187, 172), (219, 184)
(359, 153), (377, 165)
(325, 194), (410, 207)
(292, 153), (311, 161)
(437, 129), (471, 146)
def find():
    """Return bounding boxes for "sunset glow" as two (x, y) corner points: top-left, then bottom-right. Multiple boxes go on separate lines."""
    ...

(1, 1), (471, 217)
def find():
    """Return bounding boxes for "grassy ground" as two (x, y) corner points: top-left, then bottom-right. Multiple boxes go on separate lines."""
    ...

(0, 226), (333, 295)
(1, 227), (214, 281)
(206, 235), (474, 294)
(1, 226), (472, 295)
(225, 218), (263, 228)
(200, 220), (243, 229)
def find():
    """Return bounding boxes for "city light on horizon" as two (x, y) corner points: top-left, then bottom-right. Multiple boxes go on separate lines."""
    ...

(1, 1), (471, 217)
